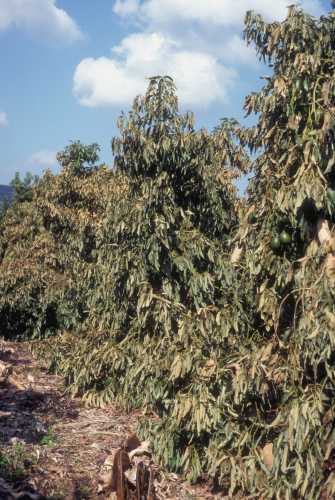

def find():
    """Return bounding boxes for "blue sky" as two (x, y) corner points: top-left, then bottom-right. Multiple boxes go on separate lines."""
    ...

(0, 0), (329, 184)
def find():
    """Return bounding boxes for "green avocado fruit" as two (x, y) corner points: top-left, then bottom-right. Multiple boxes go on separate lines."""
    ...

(278, 216), (290, 228)
(327, 188), (335, 207)
(279, 230), (292, 245)
(248, 212), (257, 224)
(271, 236), (281, 250)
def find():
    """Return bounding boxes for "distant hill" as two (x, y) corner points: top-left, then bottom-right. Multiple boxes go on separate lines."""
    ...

(0, 185), (13, 204)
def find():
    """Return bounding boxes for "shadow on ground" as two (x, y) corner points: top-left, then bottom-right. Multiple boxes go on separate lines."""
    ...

(0, 344), (80, 499)
(0, 346), (78, 445)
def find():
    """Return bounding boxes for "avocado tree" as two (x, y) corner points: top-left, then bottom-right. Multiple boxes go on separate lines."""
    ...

(11, 172), (38, 204)
(0, 142), (117, 339)
(233, 6), (335, 498)
(48, 76), (252, 482)
(56, 141), (100, 177)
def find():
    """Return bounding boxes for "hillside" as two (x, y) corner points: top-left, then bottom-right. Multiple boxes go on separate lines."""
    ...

(0, 185), (13, 204)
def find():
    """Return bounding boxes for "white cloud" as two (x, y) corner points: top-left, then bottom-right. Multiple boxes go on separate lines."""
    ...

(113, 0), (325, 26)
(74, 0), (325, 110)
(28, 150), (57, 169)
(74, 32), (236, 108)
(0, 0), (82, 42)
(223, 35), (258, 66)
(113, 0), (141, 17)
(0, 112), (8, 127)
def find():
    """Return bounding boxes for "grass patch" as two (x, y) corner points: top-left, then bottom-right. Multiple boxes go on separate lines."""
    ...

(39, 427), (57, 447)
(0, 442), (36, 482)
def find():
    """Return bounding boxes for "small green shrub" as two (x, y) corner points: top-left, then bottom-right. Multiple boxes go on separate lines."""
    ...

(39, 427), (57, 447)
(0, 443), (36, 482)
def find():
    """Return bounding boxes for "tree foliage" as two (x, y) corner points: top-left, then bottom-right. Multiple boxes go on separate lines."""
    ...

(56, 141), (100, 176)
(10, 172), (38, 204)
(41, 77), (251, 485)
(0, 144), (126, 339)
(233, 6), (335, 497)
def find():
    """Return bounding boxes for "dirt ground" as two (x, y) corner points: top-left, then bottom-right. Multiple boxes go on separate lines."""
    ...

(0, 340), (224, 500)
